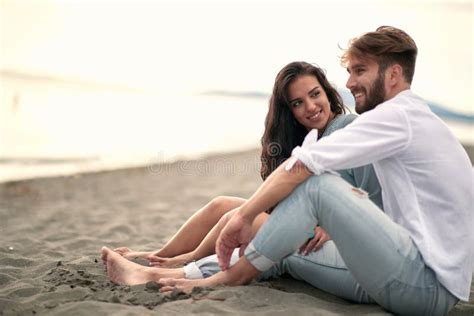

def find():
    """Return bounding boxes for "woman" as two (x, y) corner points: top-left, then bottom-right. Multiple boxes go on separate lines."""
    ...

(113, 61), (358, 266)
(102, 61), (381, 287)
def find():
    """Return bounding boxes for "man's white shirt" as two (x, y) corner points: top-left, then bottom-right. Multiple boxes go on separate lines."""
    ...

(289, 90), (473, 301)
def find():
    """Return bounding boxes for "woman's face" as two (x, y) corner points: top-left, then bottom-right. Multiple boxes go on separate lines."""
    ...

(287, 75), (334, 132)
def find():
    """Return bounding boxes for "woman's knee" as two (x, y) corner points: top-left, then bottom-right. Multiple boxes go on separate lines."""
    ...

(208, 196), (246, 216)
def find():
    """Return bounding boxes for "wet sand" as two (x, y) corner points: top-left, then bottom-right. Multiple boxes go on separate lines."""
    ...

(0, 148), (472, 315)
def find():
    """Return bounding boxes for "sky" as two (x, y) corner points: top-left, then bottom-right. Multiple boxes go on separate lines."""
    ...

(1, 0), (473, 113)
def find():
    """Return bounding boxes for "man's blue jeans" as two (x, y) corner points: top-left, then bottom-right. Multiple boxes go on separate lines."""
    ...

(244, 174), (458, 316)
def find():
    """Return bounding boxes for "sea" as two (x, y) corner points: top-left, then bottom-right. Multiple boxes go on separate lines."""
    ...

(1, 72), (472, 183)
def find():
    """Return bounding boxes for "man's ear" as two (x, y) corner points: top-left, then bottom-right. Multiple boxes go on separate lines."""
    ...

(388, 64), (404, 86)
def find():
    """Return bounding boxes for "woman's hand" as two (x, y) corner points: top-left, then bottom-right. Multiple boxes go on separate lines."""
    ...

(298, 226), (331, 255)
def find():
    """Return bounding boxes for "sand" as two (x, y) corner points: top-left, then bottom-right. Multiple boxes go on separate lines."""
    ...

(1, 148), (473, 315)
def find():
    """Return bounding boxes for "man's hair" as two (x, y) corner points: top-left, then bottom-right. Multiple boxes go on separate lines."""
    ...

(341, 26), (418, 83)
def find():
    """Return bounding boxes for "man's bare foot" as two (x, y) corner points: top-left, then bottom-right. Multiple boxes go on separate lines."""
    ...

(101, 247), (185, 285)
(101, 246), (109, 268)
(149, 252), (194, 268)
(159, 277), (211, 294)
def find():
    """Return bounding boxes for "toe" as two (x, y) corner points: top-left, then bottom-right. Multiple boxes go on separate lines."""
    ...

(158, 278), (176, 286)
(101, 246), (110, 262)
(160, 285), (175, 293)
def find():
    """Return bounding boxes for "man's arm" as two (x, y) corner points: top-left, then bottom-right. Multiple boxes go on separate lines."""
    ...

(217, 102), (412, 270)
(216, 159), (312, 270)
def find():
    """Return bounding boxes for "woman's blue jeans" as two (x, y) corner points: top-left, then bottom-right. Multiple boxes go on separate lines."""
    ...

(244, 173), (458, 316)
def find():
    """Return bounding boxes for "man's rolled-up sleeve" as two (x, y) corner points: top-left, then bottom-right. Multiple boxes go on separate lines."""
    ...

(285, 104), (412, 174)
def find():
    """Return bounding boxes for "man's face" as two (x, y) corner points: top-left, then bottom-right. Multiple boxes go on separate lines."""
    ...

(346, 56), (387, 114)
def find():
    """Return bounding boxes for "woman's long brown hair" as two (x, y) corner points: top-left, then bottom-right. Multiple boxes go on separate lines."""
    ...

(260, 62), (346, 180)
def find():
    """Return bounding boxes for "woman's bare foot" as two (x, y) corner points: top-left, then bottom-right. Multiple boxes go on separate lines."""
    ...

(148, 252), (194, 268)
(114, 247), (155, 260)
(101, 247), (185, 285)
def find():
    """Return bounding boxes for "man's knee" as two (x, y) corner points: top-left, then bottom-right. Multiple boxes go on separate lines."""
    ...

(295, 173), (345, 198)
(267, 175), (329, 219)
(281, 173), (353, 218)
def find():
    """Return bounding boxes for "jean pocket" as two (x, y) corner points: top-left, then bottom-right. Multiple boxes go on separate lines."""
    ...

(382, 278), (434, 315)
(380, 278), (448, 316)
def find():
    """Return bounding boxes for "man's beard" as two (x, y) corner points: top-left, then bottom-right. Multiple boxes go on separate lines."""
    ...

(355, 72), (386, 114)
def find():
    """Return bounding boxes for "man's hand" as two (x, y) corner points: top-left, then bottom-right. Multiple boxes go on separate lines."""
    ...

(216, 210), (254, 271)
(298, 226), (331, 255)
(214, 158), (312, 271)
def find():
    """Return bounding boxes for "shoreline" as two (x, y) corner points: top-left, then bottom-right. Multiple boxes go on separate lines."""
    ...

(0, 147), (262, 185)
(1, 142), (473, 185)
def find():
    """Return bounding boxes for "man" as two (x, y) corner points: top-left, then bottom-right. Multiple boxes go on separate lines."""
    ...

(119, 26), (473, 315)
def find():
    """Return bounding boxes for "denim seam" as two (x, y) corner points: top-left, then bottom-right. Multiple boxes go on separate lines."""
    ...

(292, 254), (348, 270)
(389, 277), (436, 290)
